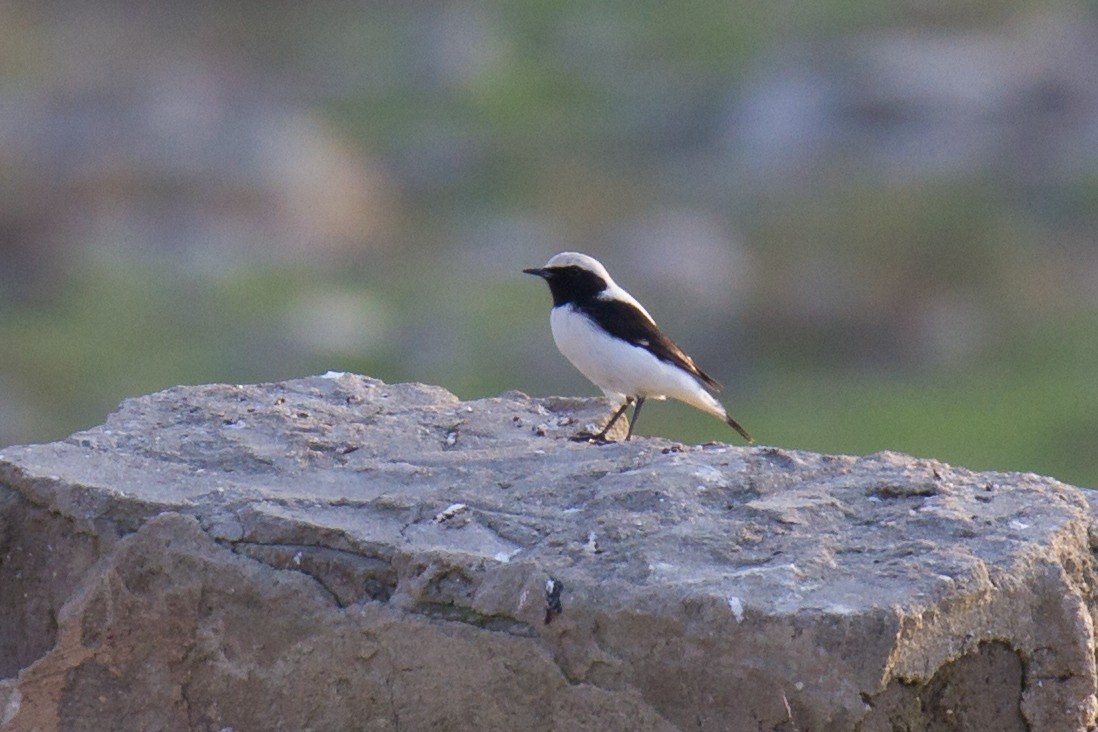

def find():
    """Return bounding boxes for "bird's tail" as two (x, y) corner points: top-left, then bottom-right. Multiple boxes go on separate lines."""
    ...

(683, 388), (754, 444)
(726, 415), (754, 444)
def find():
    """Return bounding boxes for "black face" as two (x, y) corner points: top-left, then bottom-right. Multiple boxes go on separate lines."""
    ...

(523, 265), (607, 307)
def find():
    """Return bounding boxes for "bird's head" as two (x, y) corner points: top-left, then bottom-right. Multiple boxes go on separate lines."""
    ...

(523, 252), (613, 306)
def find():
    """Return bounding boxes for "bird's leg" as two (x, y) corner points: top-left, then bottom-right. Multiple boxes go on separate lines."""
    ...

(596, 399), (632, 439)
(572, 398), (633, 443)
(625, 396), (646, 440)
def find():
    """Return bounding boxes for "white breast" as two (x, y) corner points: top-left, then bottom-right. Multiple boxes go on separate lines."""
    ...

(549, 305), (726, 419)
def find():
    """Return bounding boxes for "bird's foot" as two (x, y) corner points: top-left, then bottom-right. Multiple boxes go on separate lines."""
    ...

(570, 430), (616, 445)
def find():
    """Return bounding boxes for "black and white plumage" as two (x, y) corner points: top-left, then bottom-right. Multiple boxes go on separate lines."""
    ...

(524, 251), (753, 443)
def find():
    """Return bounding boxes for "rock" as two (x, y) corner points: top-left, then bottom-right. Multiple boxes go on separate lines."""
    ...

(0, 373), (1095, 731)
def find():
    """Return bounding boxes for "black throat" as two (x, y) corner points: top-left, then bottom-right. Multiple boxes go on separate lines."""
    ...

(542, 265), (607, 307)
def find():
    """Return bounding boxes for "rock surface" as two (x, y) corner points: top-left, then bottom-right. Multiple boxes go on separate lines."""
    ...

(0, 373), (1096, 731)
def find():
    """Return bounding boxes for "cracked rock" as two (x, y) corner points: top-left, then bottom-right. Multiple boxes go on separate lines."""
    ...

(0, 374), (1096, 731)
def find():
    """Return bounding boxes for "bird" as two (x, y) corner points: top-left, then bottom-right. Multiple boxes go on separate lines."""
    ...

(524, 251), (753, 444)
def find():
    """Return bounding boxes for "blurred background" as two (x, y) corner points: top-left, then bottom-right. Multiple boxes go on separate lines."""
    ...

(1, 1), (1096, 487)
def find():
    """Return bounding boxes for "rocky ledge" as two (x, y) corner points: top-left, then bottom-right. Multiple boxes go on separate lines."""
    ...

(0, 374), (1095, 731)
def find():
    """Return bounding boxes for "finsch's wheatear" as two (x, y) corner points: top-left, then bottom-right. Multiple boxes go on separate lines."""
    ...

(524, 251), (753, 443)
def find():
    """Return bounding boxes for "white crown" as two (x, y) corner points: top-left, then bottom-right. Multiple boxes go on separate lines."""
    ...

(544, 251), (612, 281)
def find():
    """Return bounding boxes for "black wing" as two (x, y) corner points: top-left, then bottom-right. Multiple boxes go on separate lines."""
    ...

(576, 298), (722, 392)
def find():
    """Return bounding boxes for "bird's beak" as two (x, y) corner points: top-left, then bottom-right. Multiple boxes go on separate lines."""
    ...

(523, 267), (550, 279)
